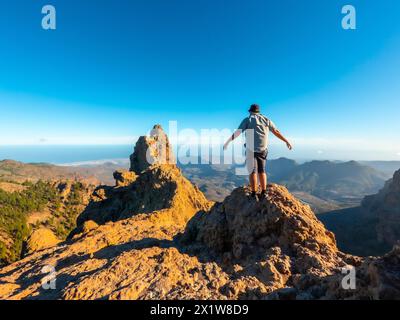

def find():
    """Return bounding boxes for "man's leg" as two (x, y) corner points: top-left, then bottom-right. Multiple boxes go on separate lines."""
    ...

(246, 150), (258, 197)
(249, 172), (258, 192)
(256, 150), (268, 199)
(259, 172), (267, 191)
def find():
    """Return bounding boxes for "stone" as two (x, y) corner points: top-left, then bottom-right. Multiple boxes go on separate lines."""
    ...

(25, 228), (60, 255)
(113, 170), (137, 187)
(82, 220), (99, 234)
(130, 124), (175, 174)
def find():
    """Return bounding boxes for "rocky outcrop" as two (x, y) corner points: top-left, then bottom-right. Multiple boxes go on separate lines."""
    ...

(361, 245), (400, 300)
(362, 169), (400, 246)
(323, 243), (400, 300)
(129, 124), (175, 174)
(25, 229), (60, 255)
(181, 185), (350, 299)
(183, 185), (339, 264)
(0, 209), (228, 299)
(71, 125), (210, 232)
(81, 220), (99, 234)
(320, 168), (400, 257)
(113, 170), (137, 187)
(76, 165), (211, 229)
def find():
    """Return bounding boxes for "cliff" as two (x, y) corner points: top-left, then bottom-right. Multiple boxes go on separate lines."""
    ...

(320, 169), (400, 256)
(362, 169), (400, 246)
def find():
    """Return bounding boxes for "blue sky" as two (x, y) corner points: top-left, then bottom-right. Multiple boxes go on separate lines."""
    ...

(0, 0), (399, 160)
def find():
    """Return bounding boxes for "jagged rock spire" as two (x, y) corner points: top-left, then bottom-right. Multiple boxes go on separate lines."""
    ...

(129, 124), (176, 174)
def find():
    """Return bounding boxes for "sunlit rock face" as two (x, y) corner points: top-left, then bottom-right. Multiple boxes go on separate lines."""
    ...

(130, 124), (175, 174)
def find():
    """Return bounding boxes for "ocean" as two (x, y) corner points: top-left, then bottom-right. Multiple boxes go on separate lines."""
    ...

(2, 145), (390, 167)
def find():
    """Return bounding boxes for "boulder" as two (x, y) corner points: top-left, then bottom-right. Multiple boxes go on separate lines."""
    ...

(113, 170), (137, 187)
(82, 220), (99, 234)
(25, 228), (60, 255)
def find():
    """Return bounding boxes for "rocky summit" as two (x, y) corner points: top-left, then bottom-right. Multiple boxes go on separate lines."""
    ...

(0, 126), (399, 300)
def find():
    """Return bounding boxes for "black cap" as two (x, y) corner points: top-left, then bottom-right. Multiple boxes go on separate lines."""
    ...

(248, 104), (260, 113)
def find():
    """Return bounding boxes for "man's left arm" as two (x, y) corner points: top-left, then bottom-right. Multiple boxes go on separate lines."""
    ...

(270, 122), (292, 150)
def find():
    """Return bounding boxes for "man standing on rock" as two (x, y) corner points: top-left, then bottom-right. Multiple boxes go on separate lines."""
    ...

(223, 104), (292, 200)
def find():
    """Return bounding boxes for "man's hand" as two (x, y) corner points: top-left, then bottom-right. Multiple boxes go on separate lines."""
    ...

(224, 130), (242, 150)
(272, 129), (292, 151)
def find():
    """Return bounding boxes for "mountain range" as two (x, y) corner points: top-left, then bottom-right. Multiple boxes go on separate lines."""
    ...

(1, 155), (392, 215)
(182, 158), (389, 213)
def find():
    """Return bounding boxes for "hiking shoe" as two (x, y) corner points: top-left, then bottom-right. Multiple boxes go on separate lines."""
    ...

(259, 191), (268, 201)
(250, 191), (259, 201)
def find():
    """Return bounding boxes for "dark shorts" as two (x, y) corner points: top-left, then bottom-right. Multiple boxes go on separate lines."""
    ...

(246, 149), (268, 174)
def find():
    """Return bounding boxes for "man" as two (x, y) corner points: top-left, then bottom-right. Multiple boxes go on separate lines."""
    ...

(223, 104), (292, 200)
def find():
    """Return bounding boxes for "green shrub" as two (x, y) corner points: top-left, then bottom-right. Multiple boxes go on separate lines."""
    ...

(0, 181), (59, 264)
(0, 180), (88, 264)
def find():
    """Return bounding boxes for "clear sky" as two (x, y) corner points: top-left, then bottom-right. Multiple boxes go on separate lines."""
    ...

(0, 0), (399, 160)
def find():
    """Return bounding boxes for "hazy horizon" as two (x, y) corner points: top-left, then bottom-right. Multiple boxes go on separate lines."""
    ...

(1, 144), (400, 165)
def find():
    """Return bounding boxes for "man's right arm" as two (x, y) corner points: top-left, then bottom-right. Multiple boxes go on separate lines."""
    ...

(223, 129), (242, 150)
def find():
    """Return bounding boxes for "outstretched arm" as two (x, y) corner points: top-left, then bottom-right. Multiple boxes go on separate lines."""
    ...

(223, 129), (242, 150)
(271, 128), (293, 150)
